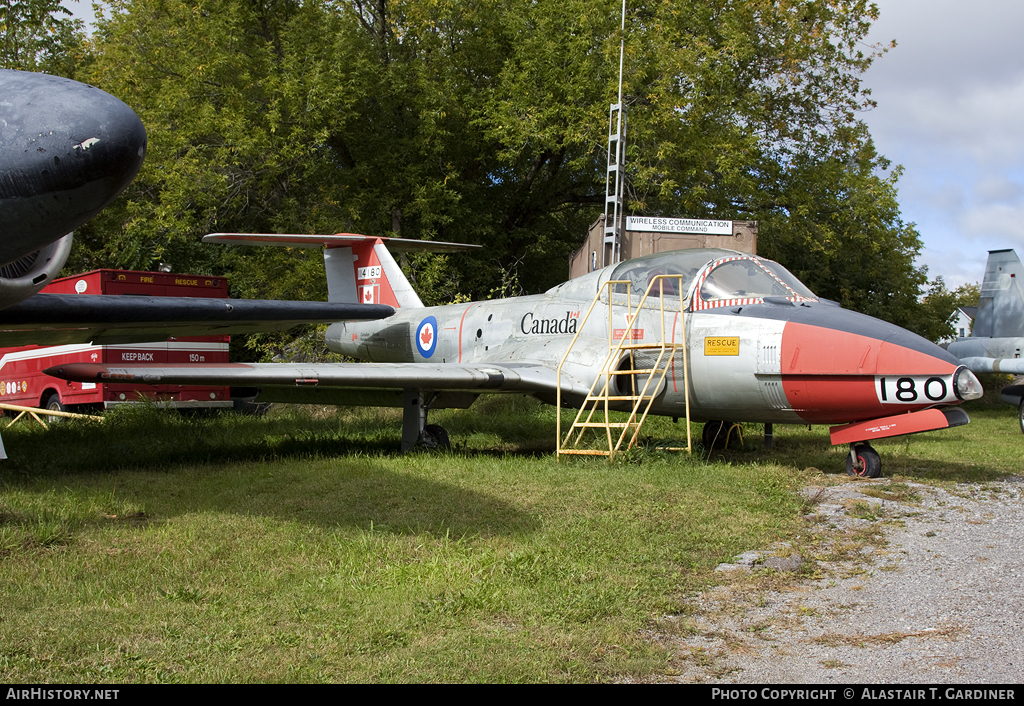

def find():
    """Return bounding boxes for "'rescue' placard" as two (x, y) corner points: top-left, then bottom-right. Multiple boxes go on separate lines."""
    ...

(705, 336), (740, 356)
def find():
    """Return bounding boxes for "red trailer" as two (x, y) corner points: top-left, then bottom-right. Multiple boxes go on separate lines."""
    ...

(0, 270), (232, 412)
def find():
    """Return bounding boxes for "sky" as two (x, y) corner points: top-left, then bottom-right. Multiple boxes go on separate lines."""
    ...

(861, 0), (1024, 288)
(62, 1), (1023, 289)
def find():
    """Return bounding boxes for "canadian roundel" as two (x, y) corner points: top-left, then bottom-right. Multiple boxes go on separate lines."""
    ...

(416, 316), (438, 358)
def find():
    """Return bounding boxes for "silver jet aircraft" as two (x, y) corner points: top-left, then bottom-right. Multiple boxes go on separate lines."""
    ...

(49, 233), (984, 476)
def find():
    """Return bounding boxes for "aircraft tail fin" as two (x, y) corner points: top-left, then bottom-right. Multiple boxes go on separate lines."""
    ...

(328, 237), (422, 308)
(973, 249), (1024, 338)
(203, 233), (480, 309)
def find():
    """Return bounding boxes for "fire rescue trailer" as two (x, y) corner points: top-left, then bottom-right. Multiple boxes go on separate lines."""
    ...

(0, 270), (232, 413)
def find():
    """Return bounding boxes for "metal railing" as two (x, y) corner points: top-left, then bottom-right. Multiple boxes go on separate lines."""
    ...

(556, 275), (691, 460)
(0, 402), (103, 429)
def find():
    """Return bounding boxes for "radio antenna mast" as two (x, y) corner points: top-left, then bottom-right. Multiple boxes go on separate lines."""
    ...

(602, 0), (628, 268)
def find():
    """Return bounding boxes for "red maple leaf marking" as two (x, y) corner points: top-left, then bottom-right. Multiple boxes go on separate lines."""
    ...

(420, 326), (433, 347)
(363, 287), (373, 302)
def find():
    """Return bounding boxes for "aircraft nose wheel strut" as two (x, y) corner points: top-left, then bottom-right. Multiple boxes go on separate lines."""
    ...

(846, 443), (881, 478)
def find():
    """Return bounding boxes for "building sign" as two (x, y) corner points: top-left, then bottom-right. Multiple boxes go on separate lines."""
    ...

(626, 216), (733, 235)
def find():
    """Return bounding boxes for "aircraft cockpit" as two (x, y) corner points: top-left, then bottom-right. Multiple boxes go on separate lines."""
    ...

(604, 249), (818, 311)
(609, 249), (721, 301)
(691, 256), (818, 311)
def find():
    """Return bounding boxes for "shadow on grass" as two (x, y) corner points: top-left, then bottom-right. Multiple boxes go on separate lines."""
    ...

(0, 405), (540, 540)
(3, 397), (1018, 487)
(1, 405), (401, 476)
(0, 461), (539, 553)
(0, 398), (567, 470)
(158, 458), (541, 538)
(433, 395), (560, 449)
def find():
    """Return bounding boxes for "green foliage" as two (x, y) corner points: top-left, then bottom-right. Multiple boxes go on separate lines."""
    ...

(76, 0), (327, 281)
(917, 278), (981, 342)
(758, 150), (929, 334)
(0, 0), (88, 75)
(621, 2), (929, 328)
(71, 0), (929, 331)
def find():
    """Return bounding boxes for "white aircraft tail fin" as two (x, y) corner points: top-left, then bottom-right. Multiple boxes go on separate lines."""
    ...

(203, 233), (480, 309)
(973, 249), (1024, 338)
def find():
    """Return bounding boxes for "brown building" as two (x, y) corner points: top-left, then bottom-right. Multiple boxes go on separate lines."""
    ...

(569, 215), (758, 280)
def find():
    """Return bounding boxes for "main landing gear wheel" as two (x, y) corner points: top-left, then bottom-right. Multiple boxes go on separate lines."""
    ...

(1018, 399), (1024, 435)
(846, 443), (881, 478)
(702, 420), (740, 450)
(417, 424), (450, 450)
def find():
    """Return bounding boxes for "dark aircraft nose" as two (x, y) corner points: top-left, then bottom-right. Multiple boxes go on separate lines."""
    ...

(0, 69), (147, 265)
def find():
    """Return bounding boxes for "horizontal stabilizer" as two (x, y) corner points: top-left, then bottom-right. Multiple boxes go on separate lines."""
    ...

(0, 293), (393, 346)
(203, 233), (481, 253)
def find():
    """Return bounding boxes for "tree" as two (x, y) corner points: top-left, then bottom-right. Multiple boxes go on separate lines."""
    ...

(756, 132), (930, 334)
(80, 0), (928, 331)
(918, 278), (981, 343)
(616, 1), (932, 329)
(76, 0), (335, 298)
(0, 0), (87, 76)
(79, 0), (611, 300)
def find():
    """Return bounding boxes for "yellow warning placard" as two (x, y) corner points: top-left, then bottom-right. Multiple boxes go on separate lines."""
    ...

(704, 336), (740, 356)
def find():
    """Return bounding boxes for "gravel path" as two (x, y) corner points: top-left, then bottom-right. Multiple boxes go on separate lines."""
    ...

(659, 477), (1024, 683)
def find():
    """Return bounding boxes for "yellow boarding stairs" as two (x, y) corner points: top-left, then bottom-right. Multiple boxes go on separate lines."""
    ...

(556, 275), (692, 460)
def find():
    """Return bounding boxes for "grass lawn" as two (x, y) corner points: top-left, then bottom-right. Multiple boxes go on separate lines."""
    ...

(0, 392), (1017, 682)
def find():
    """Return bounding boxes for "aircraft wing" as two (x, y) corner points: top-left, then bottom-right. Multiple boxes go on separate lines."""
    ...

(45, 360), (584, 401)
(0, 293), (394, 346)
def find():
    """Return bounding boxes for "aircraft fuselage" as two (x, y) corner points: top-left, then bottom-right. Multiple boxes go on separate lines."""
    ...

(329, 261), (969, 427)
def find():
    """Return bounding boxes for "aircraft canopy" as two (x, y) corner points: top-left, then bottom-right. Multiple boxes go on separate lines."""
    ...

(607, 249), (818, 306)
(695, 257), (817, 305)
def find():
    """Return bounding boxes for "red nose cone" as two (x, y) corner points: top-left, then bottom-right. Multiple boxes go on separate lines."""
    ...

(780, 317), (962, 424)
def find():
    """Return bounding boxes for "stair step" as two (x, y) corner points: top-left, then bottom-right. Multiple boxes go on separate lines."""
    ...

(582, 395), (642, 402)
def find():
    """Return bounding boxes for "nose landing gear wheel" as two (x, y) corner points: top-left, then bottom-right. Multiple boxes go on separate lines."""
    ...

(846, 443), (881, 478)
